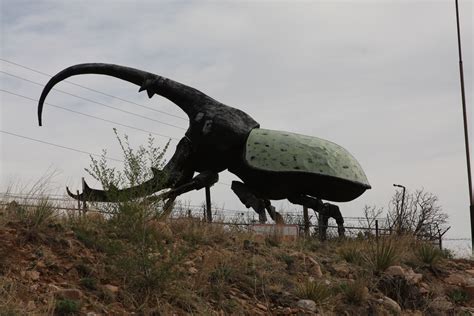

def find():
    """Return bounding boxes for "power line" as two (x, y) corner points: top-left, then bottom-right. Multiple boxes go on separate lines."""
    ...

(0, 129), (230, 187)
(0, 58), (187, 121)
(0, 129), (124, 162)
(0, 70), (187, 130)
(0, 62), (234, 187)
(1, 89), (178, 141)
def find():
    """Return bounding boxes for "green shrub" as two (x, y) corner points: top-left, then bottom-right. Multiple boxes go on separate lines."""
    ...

(339, 244), (364, 265)
(416, 243), (442, 266)
(80, 277), (97, 290)
(448, 289), (469, 304)
(338, 280), (368, 305)
(365, 239), (398, 272)
(209, 263), (234, 285)
(296, 280), (332, 303)
(440, 248), (454, 259)
(277, 253), (295, 270)
(54, 299), (80, 315)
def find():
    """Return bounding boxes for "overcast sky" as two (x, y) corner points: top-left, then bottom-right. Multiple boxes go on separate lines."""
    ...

(1, 1), (473, 253)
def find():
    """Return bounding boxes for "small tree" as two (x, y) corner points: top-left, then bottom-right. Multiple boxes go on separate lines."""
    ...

(85, 128), (171, 217)
(386, 188), (448, 236)
(359, 205), (384, 231)
(86, 128), (170, 190)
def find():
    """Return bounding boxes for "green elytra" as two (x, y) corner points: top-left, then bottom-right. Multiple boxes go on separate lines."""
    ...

(245, 129), (369, 187)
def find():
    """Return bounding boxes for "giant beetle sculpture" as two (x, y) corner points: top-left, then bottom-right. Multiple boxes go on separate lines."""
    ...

(38, 64), (370, 229)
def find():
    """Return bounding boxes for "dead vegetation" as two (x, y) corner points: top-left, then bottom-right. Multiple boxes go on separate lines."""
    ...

(0, 199), (473, 315)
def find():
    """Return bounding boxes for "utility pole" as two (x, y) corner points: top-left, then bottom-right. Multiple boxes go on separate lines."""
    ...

(455, 0), (474, 255)
(393, 184), (406, 233)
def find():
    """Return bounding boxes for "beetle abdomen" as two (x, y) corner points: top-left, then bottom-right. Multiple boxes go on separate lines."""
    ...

(244, 128), (371, 190)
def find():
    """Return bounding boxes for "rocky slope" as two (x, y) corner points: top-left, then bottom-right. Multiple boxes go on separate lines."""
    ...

(0, 209), (473, 315)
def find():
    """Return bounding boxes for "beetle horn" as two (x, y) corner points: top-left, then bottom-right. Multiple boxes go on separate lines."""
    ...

(38, 63), (214, 126)
(66, 167), (169, 202)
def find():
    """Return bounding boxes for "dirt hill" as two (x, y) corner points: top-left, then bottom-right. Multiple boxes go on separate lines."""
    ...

(0, 203), (473, 315)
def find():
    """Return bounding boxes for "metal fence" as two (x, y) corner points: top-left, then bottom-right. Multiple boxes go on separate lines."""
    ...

(0, 192), (452, 248)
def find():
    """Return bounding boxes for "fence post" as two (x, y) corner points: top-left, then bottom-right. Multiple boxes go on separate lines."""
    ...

(76, 190), (81, 212)
(375, 220), (379, 242)
(81, 177), (88, 215)
(303, 206), (309, 237)
(205, 186), (212, 222)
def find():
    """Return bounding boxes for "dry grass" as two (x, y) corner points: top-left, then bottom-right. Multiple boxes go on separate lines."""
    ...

(0, 189), (469, 315)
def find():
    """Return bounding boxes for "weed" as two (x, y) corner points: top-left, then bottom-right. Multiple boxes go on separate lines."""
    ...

(296, 280), (332, 304)
(209, 262), (234, 284)
(75, 263), (93, 277)
(265, 232), (282, 247)
(377, 275), (425, 309)
(54, 299), (80, 315)
(416, 243), (442, 266)
(448, 289), (469, 304)
(338, 280), (368, 305)
(339, 244), (364, 265)
(365, 238), (398, 272)
(27, 199), (55, 229)
(440, 248), (454, 260)
(79, 277), (97, 290)
(277, 253), (295, 270)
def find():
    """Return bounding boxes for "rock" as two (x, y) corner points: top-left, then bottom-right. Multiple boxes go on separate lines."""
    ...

(26, 270), (40, 281)
(385, 266), (405, 277)
(26, 300), (36, 311)
(332, 263), (350, 278)
(55, 288), (83, 300)
(36, 261), (46, 269)
(296, 299), (317, 312)
(311, 262), (323, 278)
(48, 283), (61, 292)
(66, 268), (79, 279)
(104, 284), (119, 293)
(466, 269), (474, 276)
(184, 260), (195, 267)
(188, 267), (198, 274)
(405, 269), (423, 285)
(419, 287), (429, 295)
(419, 282), (429, 290)
(382, 296), (401, 314)
(106, 302), (126, 314)
(290, 251), (305, 259)
(256, 303), (267, 311)
(444, 273), (467, 286)
(429, 297), (453, 313)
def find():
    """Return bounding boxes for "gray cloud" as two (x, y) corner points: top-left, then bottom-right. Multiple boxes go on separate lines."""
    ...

(1, 0), (472, 252)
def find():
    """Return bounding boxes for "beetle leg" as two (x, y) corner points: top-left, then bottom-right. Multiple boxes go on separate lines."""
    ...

(231, 181), (269, 224)
(263, 199), (284, 225)
(288, 194), (345, 240)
